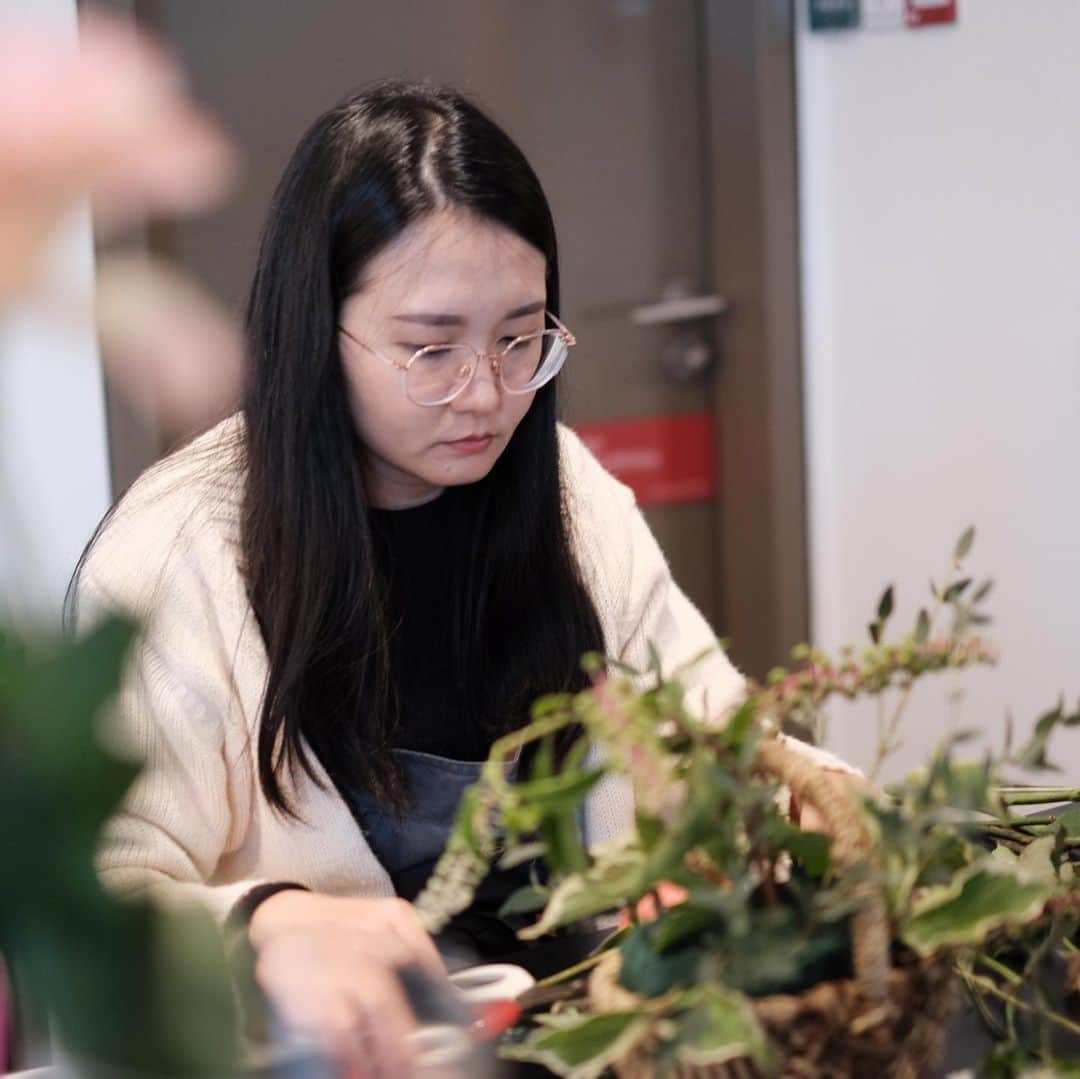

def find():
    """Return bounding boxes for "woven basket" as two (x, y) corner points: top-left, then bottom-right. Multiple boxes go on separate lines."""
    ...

(587, 737), (959, 1079)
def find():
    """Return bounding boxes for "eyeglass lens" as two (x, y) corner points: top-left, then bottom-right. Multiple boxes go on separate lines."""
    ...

(406, 331), (568, 405)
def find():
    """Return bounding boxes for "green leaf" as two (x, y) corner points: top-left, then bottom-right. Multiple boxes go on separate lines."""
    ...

(902, 865), (1053, 956)
(650, 904), (724, 954)
(498, 885), (550, 917)
(758, 920), (854, 998)
(502, 802), (543, 835)
(1052, 821), (1070, 876)
(1014, 834), (1060, 886)
(673, 984), (769, 1069)
(722, 699), (757, 754)
(717, 910), (854, 999)
(619, 924), (703, 996)
(647, 641), (664, 680)
(500, 1010), (655, 1079)
(942, 577), (972, 604)
(868, 621), (881, 646)
(637, 759), (744, 886)
(1052, 806), (1080, 838)
(530, 734), (557, 781)
(784, 829), (831, 878)
(519, 849), (646, 938)
(1011, 698), (1080, 771)
(983, 1041), (1040, 1079)
(915, 608), (930, 644)
(513, 767), (605, 812)
(973, 578), (994, 604)
(954, 525), (975, 562)
(987, 843), (1018, 868)
(0, 618), (240, 1075)
(877, 585), (895, 622)
(540, 805), (589, 875)
(671, 646), (718, 681)
(152, 906), (241, 1072)
(926, 755), (996, 815)
(530, 692), (575, 721)
(498, 840), (547, 869)
(635, 813), (665, 852)
(958, 760), (998, 809)
(0, 616), (141, 893)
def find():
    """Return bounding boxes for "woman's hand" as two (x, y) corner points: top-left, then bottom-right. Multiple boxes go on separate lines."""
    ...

(249, 891), (444, 975)
(249, 893), (445, 1077)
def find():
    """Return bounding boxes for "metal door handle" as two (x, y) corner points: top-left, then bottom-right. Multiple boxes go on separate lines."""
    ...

(629, 293), (729, 326)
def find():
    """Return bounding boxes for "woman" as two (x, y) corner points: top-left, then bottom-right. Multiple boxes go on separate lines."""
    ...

(74, 80), (847, 1073)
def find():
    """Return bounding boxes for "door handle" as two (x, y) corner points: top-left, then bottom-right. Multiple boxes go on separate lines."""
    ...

(629, 293), (729, 326)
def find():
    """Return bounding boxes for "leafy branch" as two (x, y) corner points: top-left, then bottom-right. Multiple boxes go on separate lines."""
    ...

(413, 528), (1080, 1077)
(760, 527), (996, 780)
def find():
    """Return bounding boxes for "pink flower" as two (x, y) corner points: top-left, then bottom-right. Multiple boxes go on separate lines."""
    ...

(0, 6), (244, 436)
(0, 6), (237, 298)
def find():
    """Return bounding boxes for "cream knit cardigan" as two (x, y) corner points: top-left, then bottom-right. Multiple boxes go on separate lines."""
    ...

(77, 415), (844, 924)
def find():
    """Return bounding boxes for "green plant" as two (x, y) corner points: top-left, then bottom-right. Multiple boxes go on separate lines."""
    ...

(0, 618), (242, 1076)
(415, 530), (1080, 1077)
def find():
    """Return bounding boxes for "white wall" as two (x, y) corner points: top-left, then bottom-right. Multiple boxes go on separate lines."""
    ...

(0, 0), (112, 625)
(798, 1), (1080, 780)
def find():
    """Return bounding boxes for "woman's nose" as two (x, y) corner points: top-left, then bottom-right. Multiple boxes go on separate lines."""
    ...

(452, 354), (501, 412)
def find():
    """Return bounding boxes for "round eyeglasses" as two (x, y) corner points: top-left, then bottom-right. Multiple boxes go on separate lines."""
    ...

(338, 309), (575, 407)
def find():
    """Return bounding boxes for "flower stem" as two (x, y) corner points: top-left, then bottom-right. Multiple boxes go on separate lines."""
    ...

(530, 947), (609, 990)
(999, 788), (1080, 806)
(977, 953), (1022, 986)
(957, 968), (1080, 1038)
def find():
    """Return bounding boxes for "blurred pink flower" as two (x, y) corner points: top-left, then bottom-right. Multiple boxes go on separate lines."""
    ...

(0, 6), (237, 297)
(0, 6), (245, 436)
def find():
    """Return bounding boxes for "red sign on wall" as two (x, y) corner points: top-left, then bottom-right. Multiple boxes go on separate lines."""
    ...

(575, 412), (718, 508)
(905, 0), (957, 27)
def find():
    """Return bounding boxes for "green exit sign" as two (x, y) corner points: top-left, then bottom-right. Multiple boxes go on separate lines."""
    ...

(809, 0), (860, 30)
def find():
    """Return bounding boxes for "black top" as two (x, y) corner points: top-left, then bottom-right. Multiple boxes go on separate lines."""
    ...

(234, 493), (538, 958)
(367, 495), (542, 961)
(369, 492), (496, 761)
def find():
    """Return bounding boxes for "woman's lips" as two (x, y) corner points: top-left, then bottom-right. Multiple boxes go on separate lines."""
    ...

(443, 434), (494, 455)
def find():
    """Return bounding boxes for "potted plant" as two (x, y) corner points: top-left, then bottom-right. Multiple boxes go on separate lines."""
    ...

(415, 530), (1080, 1077)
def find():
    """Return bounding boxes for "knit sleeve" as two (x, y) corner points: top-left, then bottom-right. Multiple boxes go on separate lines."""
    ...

(558, 425), (744, 719)
(613, 493), (745, 719)
(601, 472), (858, 776)
(561, 431), (741, 845)
(75, 525), (271, 926)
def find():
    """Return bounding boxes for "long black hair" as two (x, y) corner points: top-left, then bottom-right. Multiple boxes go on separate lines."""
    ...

(244, 81), (604, 815)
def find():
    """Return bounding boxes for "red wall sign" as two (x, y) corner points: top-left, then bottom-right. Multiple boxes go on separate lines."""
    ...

(575, 411), (718, 509)
(905, 0), (957, 27)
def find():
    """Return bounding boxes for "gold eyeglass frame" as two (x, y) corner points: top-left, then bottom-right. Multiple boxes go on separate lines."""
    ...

(338, 308), (576, 407)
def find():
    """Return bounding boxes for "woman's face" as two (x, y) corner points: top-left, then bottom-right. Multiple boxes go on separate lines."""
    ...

(338, 209), (547, 509)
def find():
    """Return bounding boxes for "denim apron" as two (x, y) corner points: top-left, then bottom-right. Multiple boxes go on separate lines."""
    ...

(351, 748), (539, 966)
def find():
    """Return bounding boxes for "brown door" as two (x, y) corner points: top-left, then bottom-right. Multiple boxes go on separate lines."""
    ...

(131, 0), (806, 676)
